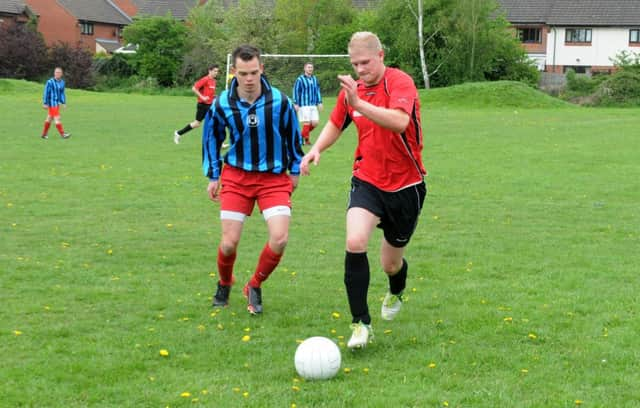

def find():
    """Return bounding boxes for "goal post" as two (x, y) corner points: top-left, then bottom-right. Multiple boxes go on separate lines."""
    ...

(224, 53), (351, 94)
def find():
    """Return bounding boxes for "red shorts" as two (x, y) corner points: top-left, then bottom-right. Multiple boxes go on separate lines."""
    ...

(220, 165), (293, 216)
(48, 106), (60, 117)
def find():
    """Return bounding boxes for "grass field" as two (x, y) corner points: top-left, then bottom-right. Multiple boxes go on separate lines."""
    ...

(1, 78), (639, 407)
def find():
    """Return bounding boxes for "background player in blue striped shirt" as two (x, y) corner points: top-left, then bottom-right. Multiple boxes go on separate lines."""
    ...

(203, 44), (304, 315)
(41, 67), (70, 139)
(293, 62), (323, 145)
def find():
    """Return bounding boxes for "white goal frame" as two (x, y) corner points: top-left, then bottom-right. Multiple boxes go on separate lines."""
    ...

(224, 53), (350, 90)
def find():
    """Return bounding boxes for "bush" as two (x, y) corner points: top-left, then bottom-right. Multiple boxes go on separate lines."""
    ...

(48, 42), (95, 88)
(595, 70), (640, 106)
(0, 21), (48, 80)
(565, 69), (606, 95)
(93, 53), (136, 77)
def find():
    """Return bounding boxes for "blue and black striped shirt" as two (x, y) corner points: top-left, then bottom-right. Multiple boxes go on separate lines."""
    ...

(43, 77), (66, 107)
(293, 74), (322, 107)
(203, 75), (304, 180)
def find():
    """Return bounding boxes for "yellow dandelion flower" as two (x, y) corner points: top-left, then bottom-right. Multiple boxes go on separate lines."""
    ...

(191, 398), (199, 403)
(242, 335), (251, 342)
(330, 329), (337, 334)
(331, 312), (340, 319)
(292, 386), (300, 392)
(181, 317), (190, 321)
(232, 387), (240, 393)
(362, 368), (369, 374)
(521, 369), (529, 374)
(433, 215), (439, 220)
(443, 402), (449, 407)
(384, 329), (392, 335)
(197, 324), (206, 331)
(292, 378), (300, 383)
(7, 202), (14, 208)
(428, 362), (436, 368)
(338, 341), (345, 348)
(412, 287), (417, 292)
(159, 349), (169, 357)
(337, 335), (344, 340)
(243, 363), (250, 368)
(343, 367), (351, 374)
(295, 339), (303, 344)
(244, 327), (251, 332)
(481, 299), (487, 304)
(201, 389), (209, 395)
(166, 224), (173, 228)
(575, 400), (583, 405)
(106, 249), (113, 255)
(44, 305), (51, 311)
(62, 242), (70, 248)
(319, 249), (326, 254)
(242, 392), (249, 398)
(13, 330), (22, 336)
(149, 376), (155, 381)
(180, 392), (191, 398)
(291, 404), (297, 408)
(291, 271), (297, 277)
(528, 333), (537, 340)
(503, 317), (513, 323)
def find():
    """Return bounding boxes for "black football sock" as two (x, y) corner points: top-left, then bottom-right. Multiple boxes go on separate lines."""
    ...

(344, 251), (371, 325)
(178, 124), (192, 135)
(388, 258), (408, 295)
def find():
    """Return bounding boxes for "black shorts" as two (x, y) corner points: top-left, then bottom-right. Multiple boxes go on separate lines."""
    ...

(195, 102), (212, 122)
(348, 177), (427, 248)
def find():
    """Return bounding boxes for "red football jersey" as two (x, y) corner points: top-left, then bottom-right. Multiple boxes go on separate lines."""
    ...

(193, 75), (217, 104)
(330, 67), (426, 192)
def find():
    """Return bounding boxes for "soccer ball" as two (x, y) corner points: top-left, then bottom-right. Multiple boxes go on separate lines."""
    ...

(294, 336), (341, 380)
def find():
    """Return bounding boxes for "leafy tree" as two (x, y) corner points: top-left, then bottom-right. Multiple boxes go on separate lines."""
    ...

(0, 20), (48, 80)
(48, 42), (95, 88)
(222, 0), (276, 52)
(182, 0), (228, 84)
(374, 0), (537, 88)
(123, 15), (188, 86)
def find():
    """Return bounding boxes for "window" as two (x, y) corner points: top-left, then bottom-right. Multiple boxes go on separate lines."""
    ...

(518, 28), (542, 43)
(630, 29), (640, 44)
(566, 28), (592, 43)
(80, 22), (94, 35)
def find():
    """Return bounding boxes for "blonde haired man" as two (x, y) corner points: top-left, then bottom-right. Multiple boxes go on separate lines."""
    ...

(301, 32), (427, 348)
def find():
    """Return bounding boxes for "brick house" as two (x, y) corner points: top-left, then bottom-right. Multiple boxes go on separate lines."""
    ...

(497, 0), (640, 74)
(0, 0), (36, 27)
(23, 0), (132, 53)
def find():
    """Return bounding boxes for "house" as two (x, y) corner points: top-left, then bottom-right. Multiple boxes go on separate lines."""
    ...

(497, 0), (640, 74)
(0, 0), (36, 27)
(24, 0), (132, 53)
(110, 0), (209, 21)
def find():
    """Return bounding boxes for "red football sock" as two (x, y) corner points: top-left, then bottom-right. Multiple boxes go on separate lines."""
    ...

(249, 243), (283, 288)
(301, 124), (310, 141)
(42, 121), (51, 136)
(217, 247), (236, 286)
(55, 123), (65, 135)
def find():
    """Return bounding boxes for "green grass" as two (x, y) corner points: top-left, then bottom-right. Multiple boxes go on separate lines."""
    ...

(1, 79), (639, 407)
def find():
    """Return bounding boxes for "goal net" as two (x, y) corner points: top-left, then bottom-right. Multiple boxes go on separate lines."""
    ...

(224, 53), (352, 95)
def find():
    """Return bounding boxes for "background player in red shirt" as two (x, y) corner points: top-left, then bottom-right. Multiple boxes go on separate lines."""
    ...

(301, 32), (427, 349)
(174, 64), (220, 144)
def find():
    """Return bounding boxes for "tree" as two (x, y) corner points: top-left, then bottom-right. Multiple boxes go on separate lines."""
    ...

(123, 15), (188, 86)
(48, 42), (95, 88)
(0, 20), (48, 80)
(182, 0), (228, 83)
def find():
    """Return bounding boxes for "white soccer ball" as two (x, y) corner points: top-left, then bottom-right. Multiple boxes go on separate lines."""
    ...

(294, 336), (341, 380)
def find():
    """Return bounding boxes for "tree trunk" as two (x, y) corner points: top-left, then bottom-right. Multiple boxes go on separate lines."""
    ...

(417, 0), (430, 89)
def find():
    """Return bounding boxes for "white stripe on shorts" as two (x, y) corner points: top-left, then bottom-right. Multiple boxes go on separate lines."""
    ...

(262, 205), (291, 220)
(220, 210), (247, 222)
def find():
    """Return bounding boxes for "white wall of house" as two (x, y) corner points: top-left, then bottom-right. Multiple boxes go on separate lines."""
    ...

(546, 27), (639, 67)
